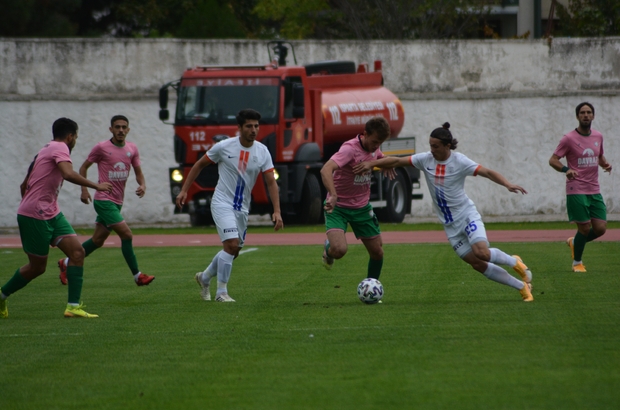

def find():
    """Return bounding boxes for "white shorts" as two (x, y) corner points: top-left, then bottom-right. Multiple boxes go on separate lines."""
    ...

(444, 212), (488, 258)
(211, 206), (248, 247)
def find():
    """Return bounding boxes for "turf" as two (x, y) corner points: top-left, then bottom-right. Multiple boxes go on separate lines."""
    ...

(1, 241), (619, 409)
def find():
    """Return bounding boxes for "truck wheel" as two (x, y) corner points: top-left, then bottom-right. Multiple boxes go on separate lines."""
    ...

(299, 173), (323, 225)
(189, 209), (214, 227)
(380, 170), (410, 223)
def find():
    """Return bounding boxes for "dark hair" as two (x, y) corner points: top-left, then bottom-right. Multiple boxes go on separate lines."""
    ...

(52, 118), (78, 140)
(575, 102), (594, 116)
(111, 115), (129, 126)
(236, 109), (261, 126)
(430, 122), (458, 150)
(364, 117), (391, 141)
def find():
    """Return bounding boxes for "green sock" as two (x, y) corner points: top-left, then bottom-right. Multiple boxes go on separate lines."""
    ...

(82, 238), (100, 257)
(367, 258), (383, 280)
(573, 231), (587, 261)
(121, 239), (140, 275)
(586, 228), (598, 242)
(66, 266), (84, 304)
(1, 268), (30, 297)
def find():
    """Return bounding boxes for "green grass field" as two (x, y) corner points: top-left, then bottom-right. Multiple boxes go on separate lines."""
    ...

(1, 241), (619, 409)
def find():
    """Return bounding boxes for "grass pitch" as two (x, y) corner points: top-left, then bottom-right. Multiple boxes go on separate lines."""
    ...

(1, 241), (619, 409)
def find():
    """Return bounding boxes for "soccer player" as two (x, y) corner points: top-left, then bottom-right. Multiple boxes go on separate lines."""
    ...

(549, 102), (612, 272)
(176, 109), (283, 302)
(57, 115), (155, 286)
(353, 123), (534, 302)
(0, 118), (112, 319)
(320, 117), (391, 284)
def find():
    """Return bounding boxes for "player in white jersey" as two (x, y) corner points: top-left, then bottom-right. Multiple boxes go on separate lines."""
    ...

(354, 123), (534, 302)
(176, 109), (283, 302)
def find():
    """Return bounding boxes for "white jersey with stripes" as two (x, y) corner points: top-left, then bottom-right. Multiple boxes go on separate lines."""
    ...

(409, 151), (481, 225)
(207, 137), (274, 213)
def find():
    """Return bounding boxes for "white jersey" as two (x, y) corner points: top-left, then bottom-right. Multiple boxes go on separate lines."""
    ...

(409, 151), (481, 225)
(207, 137), (274, 213)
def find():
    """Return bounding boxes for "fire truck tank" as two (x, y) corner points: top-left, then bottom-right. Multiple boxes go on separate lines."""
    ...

(320, 87), (404, 144)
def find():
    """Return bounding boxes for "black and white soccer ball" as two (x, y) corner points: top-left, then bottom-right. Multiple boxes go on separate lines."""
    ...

(357, 278), (383, 304)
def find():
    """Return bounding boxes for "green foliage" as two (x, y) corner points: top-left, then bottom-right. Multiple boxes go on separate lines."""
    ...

(1, 242), (619, 409)
(554, 0), (620, 36)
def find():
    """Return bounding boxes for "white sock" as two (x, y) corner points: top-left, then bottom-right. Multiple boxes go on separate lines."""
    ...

(216, 251), (234, 295)
(217, 281), (228, 295)
(483, 263), (523, 290)
(133, 272), (142, 281)
(489, 248), (516, 267)
(64, 257), (69, 266)
(203, 251), (222, 279)
(573, 260), (583, 265)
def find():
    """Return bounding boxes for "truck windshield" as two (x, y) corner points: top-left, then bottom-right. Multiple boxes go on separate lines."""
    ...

(176, 77), (280, 125)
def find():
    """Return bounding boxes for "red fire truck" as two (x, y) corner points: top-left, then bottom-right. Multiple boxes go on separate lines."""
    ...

(159, 41), (421, 226)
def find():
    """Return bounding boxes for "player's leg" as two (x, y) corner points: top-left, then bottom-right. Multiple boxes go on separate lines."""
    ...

(323, 204), (350, 269)
(112, 221), (154, 286)
(353, 204), (383, 279)
(206, 206), (242, 302)
(566, 194), (594, 272)
(58, 222), (110, 285)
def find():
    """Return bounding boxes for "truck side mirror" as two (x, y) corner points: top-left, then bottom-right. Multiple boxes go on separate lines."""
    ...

(292, 83), (304, 118)
(159, 109), (170, 121)
(159, 87), (169, 109)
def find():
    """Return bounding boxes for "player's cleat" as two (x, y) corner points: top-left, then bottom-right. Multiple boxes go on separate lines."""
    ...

(195, 272), (211, 301)
(64, 303), (99, 318)
(0, 295), (7, 319)
(512, 255), (532, 283)
(519, 281), (533, 302)
(215, 293), (235, 302)
(566, 237), (575, 260)
(58, 258), (68, 285)
(135, 273), (155, 286)
(322, 239), (334, 270)
(572, 263), (587, 272)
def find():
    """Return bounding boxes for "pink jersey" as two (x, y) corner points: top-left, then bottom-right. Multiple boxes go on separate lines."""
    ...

(327, 135), (384, 209)
(18, 141), (72, 220)
(88, 140), (141, 205)
(553, 129), (605, 195)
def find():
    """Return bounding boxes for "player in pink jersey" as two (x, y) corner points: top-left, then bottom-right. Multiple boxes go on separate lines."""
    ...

(549, 102), (612, 272)
(354, 123), (534, 302)
(0, 118), (112, 319)
(320, 117), (391, 289)
(57, 115), (154, 286)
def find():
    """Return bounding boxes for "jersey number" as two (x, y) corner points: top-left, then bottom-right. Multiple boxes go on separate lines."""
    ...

(465, 222), (477, 236)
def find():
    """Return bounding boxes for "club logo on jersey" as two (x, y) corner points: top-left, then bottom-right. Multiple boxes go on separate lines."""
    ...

(353, 173), (372, 185)
(126, 151), (131, 157)
(578, 148), (597, 167)
(109, 162), (130, 181)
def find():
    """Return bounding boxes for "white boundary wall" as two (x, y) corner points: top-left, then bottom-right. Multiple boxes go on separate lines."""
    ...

(1, 38), (618, 227)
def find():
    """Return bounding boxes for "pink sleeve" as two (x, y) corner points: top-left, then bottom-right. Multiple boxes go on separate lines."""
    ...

(132, 145), (141, 168)
(53, 144), (72, 164)
(553, 136), (569, 159)
(87, 143), (102, 163)
(330, 145), (354, 168)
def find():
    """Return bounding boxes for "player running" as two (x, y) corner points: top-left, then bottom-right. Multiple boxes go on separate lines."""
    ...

(57, 115), (154, 286)
(320, 117), (392, 283)
(354, 122), (534, 302)
(0, 118), (112, 319)
(176, 109), (283, 302)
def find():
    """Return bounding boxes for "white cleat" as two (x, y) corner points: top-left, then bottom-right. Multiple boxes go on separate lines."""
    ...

(195, 272), (211, 301)
(215, 293), (236, 302)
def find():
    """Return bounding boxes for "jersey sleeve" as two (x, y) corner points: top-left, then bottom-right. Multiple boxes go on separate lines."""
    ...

(53, 143), (72, 164)
(86, 143), (103, 163)
(409, 153), (425, 170)
(131, 144), (141, 168)
(459, 155), (479, 176)
(260, 146), (275, 173)
(330, 144), (354, 168)
(206, 140), (223, 163)
(553, 135), (570, 159)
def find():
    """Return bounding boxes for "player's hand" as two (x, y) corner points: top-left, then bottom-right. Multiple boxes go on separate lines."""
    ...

(507, 184), (527, 195)
(80, 190), (92, 204)
(136, 185), (146, 198)
(272, 211), (284, 231)
(566, 169), (578, 180)
(601, 163), (612, 173)
(383, 168), (396, 180)
(324, 196), (337, 213)
(352, 161), (372, 174)
(96, 182), (113, 193)
(175, 192), (187, 209)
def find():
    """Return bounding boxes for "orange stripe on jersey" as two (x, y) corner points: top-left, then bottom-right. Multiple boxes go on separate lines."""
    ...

(434, 164), (446, 184)
(473, 165), (481, 176)
(262, 167), (274, 174)
(238, 150), (249, 173)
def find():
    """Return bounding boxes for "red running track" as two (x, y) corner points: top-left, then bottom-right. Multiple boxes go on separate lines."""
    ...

(1, 229), (619, 248)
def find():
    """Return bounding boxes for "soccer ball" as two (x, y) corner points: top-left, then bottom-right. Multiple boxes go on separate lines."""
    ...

(357, 278), (383, 304)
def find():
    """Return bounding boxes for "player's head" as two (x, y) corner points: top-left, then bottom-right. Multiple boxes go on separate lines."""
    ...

(236, 109), (261, 127)
(575, 102), (594, 130)
(109, 115), (130, 144)
(111, 115), (129, 126)
(362, 117), (391, 152)
(52, 118), (79, 151)
(429, 123), (457, 161)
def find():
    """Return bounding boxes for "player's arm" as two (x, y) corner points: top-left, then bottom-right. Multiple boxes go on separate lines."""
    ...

(78, 160), (95, 204)
(476, 166), (527, 195)
(176, 154), (213, 208)
(351, 156), (410, 174)
(20, 156), (37, 198)
(134, 165), (147, 197)
(549, 153), (578, 180)
(599, 155), (612, 173)
(263, 170), (283, 231)
(320, 159), (340, 213)
(57, 161), (112, 192)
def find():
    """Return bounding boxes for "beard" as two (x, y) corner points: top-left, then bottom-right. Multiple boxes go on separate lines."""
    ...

(579, 120), (591, 130)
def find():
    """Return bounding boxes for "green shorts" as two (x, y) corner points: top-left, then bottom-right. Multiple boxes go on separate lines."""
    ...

(566, 194), (607, 223)
(17, 213), (76, 257)
(325, 203), (380, 239)
(94, 200), (125, 230)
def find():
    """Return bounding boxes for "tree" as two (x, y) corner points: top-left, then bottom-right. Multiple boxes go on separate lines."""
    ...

(554, 0), (620, 36)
